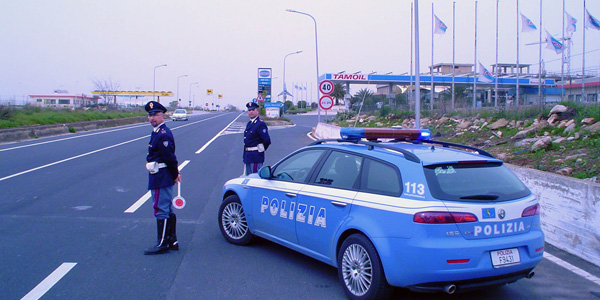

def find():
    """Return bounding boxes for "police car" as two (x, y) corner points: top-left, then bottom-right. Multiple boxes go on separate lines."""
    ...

(218, 127), (544, 300)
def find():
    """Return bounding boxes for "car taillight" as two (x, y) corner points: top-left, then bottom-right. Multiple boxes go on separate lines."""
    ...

(522, 203), (540, 217)
(414, 212), (478, 224)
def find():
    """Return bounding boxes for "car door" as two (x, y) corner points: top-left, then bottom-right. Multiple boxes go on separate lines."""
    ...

(295, 151), (361, 260)
(252, 149), (326, 244)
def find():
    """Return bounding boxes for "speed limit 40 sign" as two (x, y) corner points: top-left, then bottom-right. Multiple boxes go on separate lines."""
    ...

(319, 80), (334, 95)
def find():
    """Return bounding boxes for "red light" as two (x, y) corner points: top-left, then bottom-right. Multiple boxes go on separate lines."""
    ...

(535, 247), (544, 253)
(522, 204), (540, 217)
(414, 212), (478, 224)
(447, 259), (470, 264)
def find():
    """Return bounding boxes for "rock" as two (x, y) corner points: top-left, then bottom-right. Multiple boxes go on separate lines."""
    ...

(557, 120), (567, 128)
(457, 120), (472, 129)
(549, 104), (567, 115)
(548, 114), (558, 125)
(488, 118), (509, 130)
(553, 137), (566, 144)
(437, 116), (450, 126)
(581, 121), (600, 134)
(556, 167), (573, 176)
(509, 120), (516, 127)
(563, 123), (576, 134)
(565, 119), (575, 127)
(581, 118), (596, 125)
(515, 137), (540, 147)
(530, 136), (552, 152)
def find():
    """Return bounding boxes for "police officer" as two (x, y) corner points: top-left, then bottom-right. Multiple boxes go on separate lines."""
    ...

(144, 101), (181, 255)
(243, 101), (271, 175)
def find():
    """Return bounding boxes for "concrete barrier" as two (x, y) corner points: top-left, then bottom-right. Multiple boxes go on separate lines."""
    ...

(314, 122), (600, 267)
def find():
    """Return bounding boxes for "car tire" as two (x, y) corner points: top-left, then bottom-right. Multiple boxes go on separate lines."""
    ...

(338, 233), (392, 300)
(218, 195), (253, 245)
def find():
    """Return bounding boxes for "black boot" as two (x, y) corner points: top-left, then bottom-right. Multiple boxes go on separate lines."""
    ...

(167, 213), (179, 250)
(144, 219), (169, 255)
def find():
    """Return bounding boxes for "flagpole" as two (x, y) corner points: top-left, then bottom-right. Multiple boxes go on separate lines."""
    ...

(516, 0), (520, 106)
(473, 1), (478, 108)
(561, 0), (565, 101)
(495, 0), (499, 107)
(538, 0), (542, 108)
(582, 1), (586, 102)
(452, 1), (456, 110)
(415, 0), (421, 129)
(431, 3), (434, 110)
(410, 2), (414, 112)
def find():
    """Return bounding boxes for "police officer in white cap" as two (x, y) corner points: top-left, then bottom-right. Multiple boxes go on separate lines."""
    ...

(243, 101), (271, 175)
(144, 101), (181, 255)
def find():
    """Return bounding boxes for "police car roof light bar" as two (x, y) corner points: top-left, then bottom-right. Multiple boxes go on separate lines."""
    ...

(340, 127), (431, 141)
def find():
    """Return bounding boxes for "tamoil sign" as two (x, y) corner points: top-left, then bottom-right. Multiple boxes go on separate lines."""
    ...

(258, 68), (272, 102)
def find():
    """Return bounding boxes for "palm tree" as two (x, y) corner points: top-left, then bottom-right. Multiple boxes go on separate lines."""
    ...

(331, 83), (346, 105)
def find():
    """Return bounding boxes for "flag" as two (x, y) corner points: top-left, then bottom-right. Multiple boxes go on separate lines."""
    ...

(478, 62), (494, 83)
(521, 13), (537, 32)
(545, 30), (565, 54)
(585, 9), (600, 30)
(434, 15), (447, 34)
(565, 11), (577, 33)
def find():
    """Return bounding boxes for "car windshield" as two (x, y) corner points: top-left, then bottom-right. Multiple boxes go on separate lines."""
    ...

(423, 162), (530, 202)
(174, 109), (186, 114)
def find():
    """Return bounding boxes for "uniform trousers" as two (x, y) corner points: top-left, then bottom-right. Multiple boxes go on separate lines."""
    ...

(151, 185), (174, 219)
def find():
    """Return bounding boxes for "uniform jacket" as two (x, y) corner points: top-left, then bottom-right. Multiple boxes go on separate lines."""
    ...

(147, 123), (179, 189)
(243, 116), (271, 164)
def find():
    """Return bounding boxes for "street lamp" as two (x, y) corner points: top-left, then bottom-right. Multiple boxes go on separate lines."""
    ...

(189, 82), (198, 108)
(177, 75), (188, 106)
(153, 64), (167, 102)
(283, 50), (302, 105)
(286, 9), (321, 123)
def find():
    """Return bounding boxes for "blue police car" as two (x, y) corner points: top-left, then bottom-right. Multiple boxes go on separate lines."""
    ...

(218, 127), (544, 299)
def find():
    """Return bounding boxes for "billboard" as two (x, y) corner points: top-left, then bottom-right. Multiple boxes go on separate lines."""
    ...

(257, 68), (272, 102)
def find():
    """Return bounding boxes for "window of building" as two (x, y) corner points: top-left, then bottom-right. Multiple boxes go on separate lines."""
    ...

(58, 99), (70, 105)
(36, 99), (42, 102)
(44, 99), (56, 104)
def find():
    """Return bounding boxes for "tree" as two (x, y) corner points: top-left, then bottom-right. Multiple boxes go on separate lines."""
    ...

(331, 83), (346, 105)
(351, 88), (375, 112)
(92, 79), (120, 105)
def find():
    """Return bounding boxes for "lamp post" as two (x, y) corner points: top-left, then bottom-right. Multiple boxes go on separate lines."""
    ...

(283, 50), (302, 105)
(189, 82), (198, 108)
(153, 64), (167, 102)
(286, 9), (321, 123)
(177, 75), (188, 106)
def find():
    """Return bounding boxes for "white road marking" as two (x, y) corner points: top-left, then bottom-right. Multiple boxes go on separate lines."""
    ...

(195, 113), (243, 154)
(124, 160), (190, 213)
(0, 114), (228, 182)
(21, 262), (77, 300)
(544, 252), (600, 286)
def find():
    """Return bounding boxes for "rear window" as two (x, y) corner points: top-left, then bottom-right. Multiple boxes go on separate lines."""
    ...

(174, 109), (186, 114)
(423, 162), (530, 202)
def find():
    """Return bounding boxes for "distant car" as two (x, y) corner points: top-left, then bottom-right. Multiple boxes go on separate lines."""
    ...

(171, 109), (188, 121)
(217, 127), (544, 300)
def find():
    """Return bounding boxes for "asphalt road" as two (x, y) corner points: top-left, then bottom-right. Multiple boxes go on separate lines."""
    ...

(0, 111), (598, 300)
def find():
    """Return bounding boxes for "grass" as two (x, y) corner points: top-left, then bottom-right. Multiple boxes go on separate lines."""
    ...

(0, 105), (146, 129)
(332, 101), (600, 181)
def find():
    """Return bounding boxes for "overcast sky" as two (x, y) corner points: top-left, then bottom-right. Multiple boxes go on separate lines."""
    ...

(1, 0), (599, 109)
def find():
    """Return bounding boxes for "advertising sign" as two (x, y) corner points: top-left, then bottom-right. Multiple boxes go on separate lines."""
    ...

(264, 102), (283, 118)
(258, 68), (272, 102)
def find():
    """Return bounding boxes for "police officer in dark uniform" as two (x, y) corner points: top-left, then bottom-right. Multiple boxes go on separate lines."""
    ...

(144, 101), (181, 255)
(243, 101), (271, 175)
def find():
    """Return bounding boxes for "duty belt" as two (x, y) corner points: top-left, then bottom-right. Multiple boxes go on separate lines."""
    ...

(157, 163), (167, 168)
(245, 147), (258, 151)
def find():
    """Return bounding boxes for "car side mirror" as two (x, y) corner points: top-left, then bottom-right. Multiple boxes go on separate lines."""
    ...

(258, 166), (272, 179)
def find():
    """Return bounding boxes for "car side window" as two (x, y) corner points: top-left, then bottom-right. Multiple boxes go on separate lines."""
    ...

(272, 149), (325, 183)
(361, 158), (401, 196)
(314, 151), (362, 190)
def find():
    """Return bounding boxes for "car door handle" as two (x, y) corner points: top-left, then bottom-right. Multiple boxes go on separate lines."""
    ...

(285, 193), (297, 198)
(331, 201), (347, 207)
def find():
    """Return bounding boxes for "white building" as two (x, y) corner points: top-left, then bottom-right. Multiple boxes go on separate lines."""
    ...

(29, 93), (99, 109)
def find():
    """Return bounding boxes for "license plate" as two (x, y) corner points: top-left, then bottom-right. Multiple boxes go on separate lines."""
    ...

(490, 248), (520, 268)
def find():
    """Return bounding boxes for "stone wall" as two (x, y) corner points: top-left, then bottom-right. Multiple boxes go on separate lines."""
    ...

(314, 122), (600, 267)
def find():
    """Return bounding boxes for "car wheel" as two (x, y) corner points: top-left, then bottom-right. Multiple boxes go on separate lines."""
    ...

(338, 234), (392, 300)
(218, 195), (253, 245)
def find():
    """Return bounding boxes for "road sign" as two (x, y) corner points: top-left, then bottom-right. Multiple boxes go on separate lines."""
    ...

(257, 93), (265, 101)
(319, 80), (334, 95)
(319, 95), (334, 110)
(207, 89), (213, 95)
